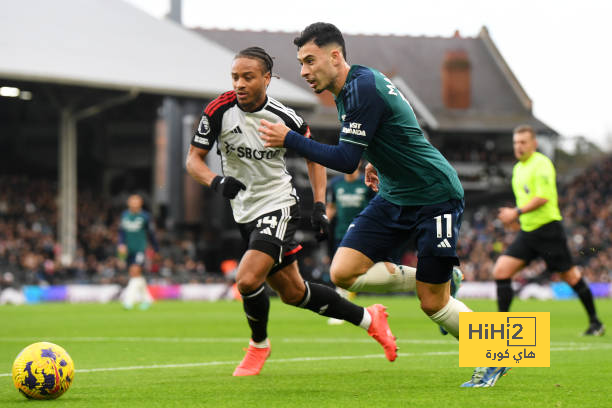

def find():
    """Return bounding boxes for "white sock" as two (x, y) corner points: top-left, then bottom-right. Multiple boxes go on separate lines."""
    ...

(359, 308), (372, 330)
(135, 276), (152, 304)
(429, 297), (472, 339)
(250, 338), (269, 348)
(123, 278), (138, 307)
(348, 263), (416, 293)
(335, 286), (350, 299)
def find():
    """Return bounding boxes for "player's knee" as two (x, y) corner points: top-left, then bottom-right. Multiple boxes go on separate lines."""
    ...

(236, 276), (263, 295)
(493, 262), (511, 280)
(418, 294), (446, 316)
(560, 266), (581, 286)
(329, 267), (351, 289)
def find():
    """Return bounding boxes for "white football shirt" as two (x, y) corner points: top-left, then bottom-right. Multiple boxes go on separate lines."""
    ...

(191, 91), (311, 223)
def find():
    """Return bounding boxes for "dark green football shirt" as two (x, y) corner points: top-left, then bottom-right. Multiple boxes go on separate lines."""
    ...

(336, 65), (463, 206)
(328, 175), (375, 241)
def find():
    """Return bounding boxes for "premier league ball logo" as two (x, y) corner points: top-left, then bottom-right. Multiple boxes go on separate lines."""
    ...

(198, 116), (211, 135)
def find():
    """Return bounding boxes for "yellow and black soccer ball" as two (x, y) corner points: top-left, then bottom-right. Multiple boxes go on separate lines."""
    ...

(12, 342), (75, 399)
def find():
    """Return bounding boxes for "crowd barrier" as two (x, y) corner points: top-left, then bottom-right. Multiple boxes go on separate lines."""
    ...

(0, 282), (609, 305)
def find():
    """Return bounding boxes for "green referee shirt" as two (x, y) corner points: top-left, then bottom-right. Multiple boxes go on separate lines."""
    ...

(511, 151), (562, 231)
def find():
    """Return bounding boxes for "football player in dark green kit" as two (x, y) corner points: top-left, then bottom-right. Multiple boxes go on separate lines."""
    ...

(118, 194), (159, 310)
(260, 22), (507, 387)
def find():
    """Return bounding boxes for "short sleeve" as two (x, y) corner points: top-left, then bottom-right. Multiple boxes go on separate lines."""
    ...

(533, 158), (556, 199)
(191, 112), (220, 150)
(191, 91), (235, 149)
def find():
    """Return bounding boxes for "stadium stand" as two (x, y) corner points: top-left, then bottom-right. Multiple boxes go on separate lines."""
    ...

(1, 155), (610, 288)
(0, 175), (223, 286)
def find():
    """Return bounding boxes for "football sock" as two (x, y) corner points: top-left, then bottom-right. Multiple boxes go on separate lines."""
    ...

(571, 278), (600, 323)
(123, 276), (152, 306)
(496, 279), (513, 312)
(347, 263), (416, 293)
(241, 284), (270, 343)
(136, 276), (153, 304)
(297, 281), (364, 326)
(250, 338), (270, 349)
(429, 297), (472, 339)
(359, 308), (372, 330)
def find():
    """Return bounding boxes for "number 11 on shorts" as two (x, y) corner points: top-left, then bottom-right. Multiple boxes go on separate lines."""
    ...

(434, 214), (452, 238)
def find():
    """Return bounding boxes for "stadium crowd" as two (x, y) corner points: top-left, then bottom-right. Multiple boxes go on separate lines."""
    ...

(0, 154), (610, 287)
(0, 175), (221, 287)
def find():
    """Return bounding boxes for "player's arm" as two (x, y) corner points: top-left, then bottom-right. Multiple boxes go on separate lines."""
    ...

(307, 159), (330, 241)
(185, 145), (217, 187)
(498, 197), (548, 224)
(325, 178), (338, 220)
(187, 108), (245, 199)
(499, 161), (554, 223)
(185, 145), (246, 199)
(260, 75), (383, 174)
(260, 123), (363, 173)
(307, 160), (327, 203)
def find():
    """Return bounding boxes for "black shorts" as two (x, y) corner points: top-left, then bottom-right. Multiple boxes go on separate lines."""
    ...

(340, 195), (463, 284)
(504, 221), (573, 273)
(238, 204), (302, 275)
(127, 251), (145, 266)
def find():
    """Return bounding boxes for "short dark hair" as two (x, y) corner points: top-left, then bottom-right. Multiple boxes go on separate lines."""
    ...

(293, 22), (346, 59)
(235, 46), (274, 75)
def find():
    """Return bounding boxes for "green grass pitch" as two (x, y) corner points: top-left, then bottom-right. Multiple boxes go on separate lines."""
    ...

(1, 296), (610, 407)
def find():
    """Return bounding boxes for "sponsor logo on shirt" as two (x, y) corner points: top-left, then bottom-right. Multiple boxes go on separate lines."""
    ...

(194, 135), (209, 145)
(121, 218), (144, 232)
(342, 122), (366, 137)
(224, 141), (280, 160)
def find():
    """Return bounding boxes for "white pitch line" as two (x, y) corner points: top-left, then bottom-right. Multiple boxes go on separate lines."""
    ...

(0, 351), (457, 378)
(0, 336), (456, 345)
(2, 344), (611, 378)
(1, 336), (610, 346)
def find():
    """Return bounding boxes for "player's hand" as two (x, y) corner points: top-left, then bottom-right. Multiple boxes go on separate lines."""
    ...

(311, 201), (330, 241)
(259, 119), (290, 148)
(364, 163), (379, 192)
(498, 207), (519, 224)
(210, 176), (246, 199)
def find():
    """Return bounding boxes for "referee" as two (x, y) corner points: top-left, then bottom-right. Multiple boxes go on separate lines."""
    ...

(494, 125), (604, 336)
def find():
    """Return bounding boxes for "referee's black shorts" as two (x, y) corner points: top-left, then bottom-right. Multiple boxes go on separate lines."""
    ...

(504, 220), (573, 273)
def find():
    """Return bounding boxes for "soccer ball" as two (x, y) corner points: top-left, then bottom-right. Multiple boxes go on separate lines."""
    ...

(12, 342), (75, 400)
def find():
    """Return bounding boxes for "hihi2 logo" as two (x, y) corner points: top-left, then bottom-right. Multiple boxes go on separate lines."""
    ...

(459, 313), (550, 367)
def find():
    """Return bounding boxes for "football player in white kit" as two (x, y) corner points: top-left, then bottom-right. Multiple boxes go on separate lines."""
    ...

(186, 47), (397, 376)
